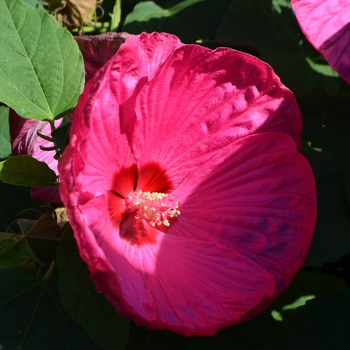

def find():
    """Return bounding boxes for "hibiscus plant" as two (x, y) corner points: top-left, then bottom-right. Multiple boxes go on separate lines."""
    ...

(0, 0), (349, 349)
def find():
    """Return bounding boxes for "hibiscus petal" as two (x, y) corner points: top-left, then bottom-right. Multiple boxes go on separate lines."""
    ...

(132, 43), (302, 188)
(60, 88), (135, 198)
(105, 32), (183, 137)
(10, 111), (61, 203)
(61, 33), (184, 198)
(292, 0), (350, 83)
(68, 194), (276, 336)
(172, 132), (316, 295)
(59, 32), (316, 337)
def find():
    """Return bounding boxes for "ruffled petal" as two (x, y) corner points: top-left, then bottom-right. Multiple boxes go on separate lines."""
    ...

(132, 44), (302, 188)
(172, 132), (316, 295)
(59, 76), (135, 200)
(10, 111), (61, 203)
(67, 194), (276, 336)
(106, 32), (184, 136)
(61, 33), (184, 199)
(292, 0), (350, 83)
(59, 32), (316, 337)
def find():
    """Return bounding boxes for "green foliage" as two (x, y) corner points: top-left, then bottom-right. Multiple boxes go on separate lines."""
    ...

(0, 267), (100, 349)
(111, 0), (123, 30)
(215, 0), (342, 97)
(123, 0), (232, 43)
(0, 155), (57, 187)
(0, 0), (84, 121)
(262, 289), (350, 349)
(270, 269), (347, 325)
(56, 226), (131, 350)
(0, 232), (30, 270)
(13, 214), (63, 265)
(0, 105), (11, 160)
(0, 0), (350, 348)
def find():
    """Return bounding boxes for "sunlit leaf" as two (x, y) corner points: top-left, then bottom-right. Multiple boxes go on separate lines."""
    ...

(262, 289), (350, 349)
(56, 226), (130, 350)
(0, 155), (57, 187)
(270, 269), (347, 324)
(0, 0), (84, 120)
(0, 105), (11, 160)
(110, 0), (122, 30)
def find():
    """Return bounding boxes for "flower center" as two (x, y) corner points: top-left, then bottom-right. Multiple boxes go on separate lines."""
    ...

(125, 190), (181, 227)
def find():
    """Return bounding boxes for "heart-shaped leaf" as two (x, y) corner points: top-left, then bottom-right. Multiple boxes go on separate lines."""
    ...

(0, 0), (84, 120)
(0, 155), (57, 187)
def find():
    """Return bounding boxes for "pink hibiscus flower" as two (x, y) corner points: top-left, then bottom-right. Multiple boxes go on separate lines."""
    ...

(58, 32), (317, 336)
(9, 33), (128, 203)
(292, 0), (350, 84)
(10, 112), (62, 203)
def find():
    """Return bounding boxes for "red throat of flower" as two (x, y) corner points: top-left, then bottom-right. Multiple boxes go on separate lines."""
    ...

(107, 163), (179, 245)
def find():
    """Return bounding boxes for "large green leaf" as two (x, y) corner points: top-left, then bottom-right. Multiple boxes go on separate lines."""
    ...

(123, 0), (232, 43)
(56, 226), (130, 350)
(215, 0), (342, 97)
(0, 267), (100, 349)
(262, 289), (350, 349)
(0, 155), (57, 187)
(0, 105), (11, 160)
(0, 0), (84, 121)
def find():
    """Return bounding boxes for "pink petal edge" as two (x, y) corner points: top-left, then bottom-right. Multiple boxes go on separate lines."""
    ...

(292, 0), (350, 83)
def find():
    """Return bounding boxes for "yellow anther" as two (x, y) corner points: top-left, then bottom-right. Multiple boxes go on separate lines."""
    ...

(126, 190), (180, 227)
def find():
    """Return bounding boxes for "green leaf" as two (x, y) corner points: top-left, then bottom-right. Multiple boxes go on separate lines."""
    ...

(0, 155), (57, 187)
(56, 226), (130, 350)
(13, 234), (42, 264)
(269, 269), (347, 325)
(0, 267), (100, 349)
(215, 0), (342, 97)
(0, 105), (11, 160)
(13, 214), (63, 265)
(0, 0), (84, 121)
(110, 0), (122, 31)
(0, 232), (30, 270)
(17, 218), (37, 236)
(123, 0), (232, 44)
(262, 289), (350, 349)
